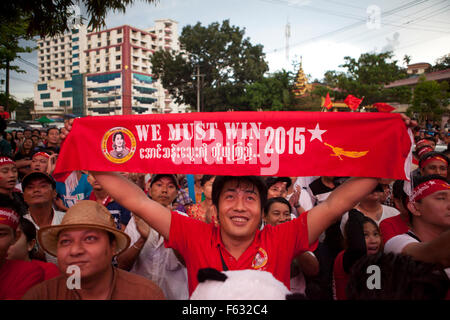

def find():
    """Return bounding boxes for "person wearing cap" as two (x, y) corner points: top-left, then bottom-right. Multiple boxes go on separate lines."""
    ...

(340, 184), (400, 235)
(22, 200), (165, 300)
(384, 174), (450, 289)
(117, 174), (188, 300)
(22, 171), (65, 264)
(0, 199), (45, 299)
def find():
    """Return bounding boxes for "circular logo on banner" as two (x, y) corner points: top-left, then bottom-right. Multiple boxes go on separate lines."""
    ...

(102, 127), (136, 164)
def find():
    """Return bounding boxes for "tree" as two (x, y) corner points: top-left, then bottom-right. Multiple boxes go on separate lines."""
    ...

(323, 51), (410, 105)
(1, 1), (157, 37)
(15, 98), (33, 120)
(151, 20), (269, 112)
(407, 76), (449, 123)
(0, 17), (35, 110)
(243, 70), (296, 111)
(431, 53), (450, 72)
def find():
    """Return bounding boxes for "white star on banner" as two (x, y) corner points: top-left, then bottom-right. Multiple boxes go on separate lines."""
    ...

(308, 123), (327, 142)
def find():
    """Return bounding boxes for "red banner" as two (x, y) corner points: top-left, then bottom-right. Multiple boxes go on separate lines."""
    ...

(54, 111), (413, 179)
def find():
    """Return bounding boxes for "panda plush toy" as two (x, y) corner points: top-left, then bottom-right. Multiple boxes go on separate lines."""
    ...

(190, 268), (299, 300)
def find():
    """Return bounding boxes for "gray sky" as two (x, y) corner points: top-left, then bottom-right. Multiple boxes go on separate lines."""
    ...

(4, 0), (450, 102)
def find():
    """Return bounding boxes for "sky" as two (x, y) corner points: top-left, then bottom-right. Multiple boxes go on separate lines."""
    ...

(4, 0), (450, 102)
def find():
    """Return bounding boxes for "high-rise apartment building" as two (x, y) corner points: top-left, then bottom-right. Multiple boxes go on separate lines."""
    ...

(34, 19), (188, 117)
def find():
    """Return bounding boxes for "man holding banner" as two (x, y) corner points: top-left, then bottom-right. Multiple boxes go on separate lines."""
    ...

(58, 113), (416, 297)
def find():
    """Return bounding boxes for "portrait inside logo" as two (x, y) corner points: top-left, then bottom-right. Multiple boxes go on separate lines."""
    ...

(102, 127), (136, 164)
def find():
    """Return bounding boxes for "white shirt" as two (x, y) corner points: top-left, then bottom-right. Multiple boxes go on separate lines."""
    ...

(340, 204), (400, 236)
(125, 212), (189, 300)
(24, 210), (65, 265)
(385, 233), (450, 279)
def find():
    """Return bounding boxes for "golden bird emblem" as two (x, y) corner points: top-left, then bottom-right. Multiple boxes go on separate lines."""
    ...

(324, 143), (368, 160)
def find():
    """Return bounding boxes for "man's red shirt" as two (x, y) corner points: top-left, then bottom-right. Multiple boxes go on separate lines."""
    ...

(165, 211), (318, 296)
(379, 214), (409, 244)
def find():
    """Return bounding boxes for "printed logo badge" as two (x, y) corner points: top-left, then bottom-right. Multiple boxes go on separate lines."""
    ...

(252, 247), (268, 270)
(102, 127), (136, 164)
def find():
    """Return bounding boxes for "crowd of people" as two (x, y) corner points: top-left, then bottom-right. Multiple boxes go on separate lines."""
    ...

(0, 115), (449, 300)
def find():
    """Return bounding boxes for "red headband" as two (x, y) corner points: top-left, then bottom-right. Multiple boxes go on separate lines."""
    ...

(416, 139), (432, 148)
(0, 208), (20, 230)
(417, 146), (433, 158)
(420, 156), (448, 169)
(409, 179), (450, 203)
(0, 157), (15, 167)
(32, 152), (50, 159)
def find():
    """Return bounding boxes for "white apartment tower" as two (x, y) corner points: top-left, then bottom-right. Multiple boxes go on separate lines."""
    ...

(34, 19), (188, 117)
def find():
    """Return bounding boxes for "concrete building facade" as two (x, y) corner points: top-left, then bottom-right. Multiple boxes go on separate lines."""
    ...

(34, 19), (188, 118)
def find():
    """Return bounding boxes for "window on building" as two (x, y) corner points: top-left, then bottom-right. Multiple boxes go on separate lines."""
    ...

(117, 29), (122, 34)
(117, 38), (122, 43)
(88, 44), (91, 49)
(37, 83), (48, 91)
(97, 67), (100, 72)
(96, 58), (100, 63)
(116, 64), (121, 69)
(115, 46), (120, 52)
(43, 101), (53, 108)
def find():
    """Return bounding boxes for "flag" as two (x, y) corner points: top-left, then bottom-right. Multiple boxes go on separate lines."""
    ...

(323, 92), (333, 110)
(344, 95), (363, 111)
(373, 102), (395, 113)
(54, 111), (412, 180)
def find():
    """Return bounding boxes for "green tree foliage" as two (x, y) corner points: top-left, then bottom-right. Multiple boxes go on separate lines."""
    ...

(15, 98), (33, 120)
(1, 1), (157, 37)
(0, 17), (35, 73)
(407, 76), (449, 122)
(431, 53), (450, 72)
(323, 51), (410, 105)
(243, 70), (296, 111)
(151, 20), (268, 112)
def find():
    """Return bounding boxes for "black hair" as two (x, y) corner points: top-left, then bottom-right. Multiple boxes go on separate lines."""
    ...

(265, 176), (292, 190)
(150, 174), (179, 189)
(212, 176), (267, 213)
(418, 151), (449, 168)
(263, 197), (292, 217)
(200, 175), (215, 187)
(346, 252), (449, 300)
(46, 127), (59, 134)
(18, 218), (37, 259)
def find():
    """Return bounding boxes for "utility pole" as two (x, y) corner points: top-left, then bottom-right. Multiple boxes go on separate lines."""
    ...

(194, 65), (204, 112)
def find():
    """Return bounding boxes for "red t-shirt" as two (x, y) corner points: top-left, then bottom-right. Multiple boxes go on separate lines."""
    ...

(165, 211), (317, 296)
(0, 260), (45, 299)
(332, 250), (349, 300)
(32, 259), (61, 280)
(379, 214), (409, 244)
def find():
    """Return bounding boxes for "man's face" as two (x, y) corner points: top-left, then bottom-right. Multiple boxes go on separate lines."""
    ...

(217, 180), (262, 242)
(23, 178), (55, 207)
(16, 132), (24, 140)
(264, 201), (291, 227)
(57, 228), (115, 281)
(150, 177), (178, 207)
(267, 181), (287, 199)
(0, 225), (16, 262)
(24, 130), (32, 139)
(0, 164), (18, 193)
(30, 155), (49, 173)
(47, 129), (60, 145)
(421, 160), (448, 178)
(40, 131), (47, 139)
(414, 190), (450, 230)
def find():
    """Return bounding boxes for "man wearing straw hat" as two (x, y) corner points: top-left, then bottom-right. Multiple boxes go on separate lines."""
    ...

(22, 200), (165, 300)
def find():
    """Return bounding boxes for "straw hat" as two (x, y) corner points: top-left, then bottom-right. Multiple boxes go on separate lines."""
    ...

(38, 200), (130, 257)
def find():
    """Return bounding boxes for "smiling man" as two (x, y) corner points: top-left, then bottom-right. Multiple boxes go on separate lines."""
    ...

(90, 171), (380, 296)
(22, 200), (165, 300)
